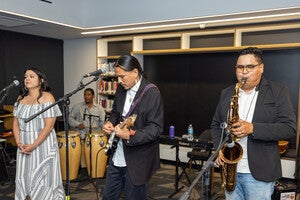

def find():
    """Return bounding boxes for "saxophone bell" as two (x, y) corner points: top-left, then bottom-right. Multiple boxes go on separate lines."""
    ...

(219, 78), (246, 192)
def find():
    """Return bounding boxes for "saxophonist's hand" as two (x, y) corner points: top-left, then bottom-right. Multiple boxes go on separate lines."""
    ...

(231, 119), (254, 138)
(215, 154), (224, 166)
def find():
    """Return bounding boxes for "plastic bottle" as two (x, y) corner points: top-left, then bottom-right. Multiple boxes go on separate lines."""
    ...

(187, 124), (194, 141)
(169, 125), (175, 139)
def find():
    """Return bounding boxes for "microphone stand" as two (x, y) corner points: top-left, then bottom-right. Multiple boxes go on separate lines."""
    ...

(84, 113), (101, 200)
(25, 76), (99, 200)
(0, 90), (9, 106)
(179, 131), (231, 200)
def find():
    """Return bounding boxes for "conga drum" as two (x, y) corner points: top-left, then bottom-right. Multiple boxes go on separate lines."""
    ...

(57, 131), (81, 181)
(279, 140), (289, 155)
(84, 130), (108, 178)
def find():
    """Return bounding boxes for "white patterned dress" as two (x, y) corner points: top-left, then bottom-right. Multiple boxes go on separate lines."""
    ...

(13, 103), (65, 200)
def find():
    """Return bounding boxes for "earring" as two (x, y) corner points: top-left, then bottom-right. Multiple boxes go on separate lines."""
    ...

(24, 86), (28, 91)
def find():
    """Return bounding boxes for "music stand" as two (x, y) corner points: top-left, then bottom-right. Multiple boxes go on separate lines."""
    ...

(25, 76), (99, 199)
(168, 143), (191, 198)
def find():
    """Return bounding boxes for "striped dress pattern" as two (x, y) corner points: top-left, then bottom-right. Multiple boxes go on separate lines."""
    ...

(13, 103), (65, 200)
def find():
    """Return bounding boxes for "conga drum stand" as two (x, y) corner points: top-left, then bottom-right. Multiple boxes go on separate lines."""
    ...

(85, 113), (101, 200)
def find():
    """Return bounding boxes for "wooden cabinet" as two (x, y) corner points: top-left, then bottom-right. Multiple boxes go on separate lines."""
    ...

(98, 74), (118, 118)
(96, 37), (133, 119)
(97, 22), (300, 57)
(97, 57), (119, 119)
(0, 105), (13, 131)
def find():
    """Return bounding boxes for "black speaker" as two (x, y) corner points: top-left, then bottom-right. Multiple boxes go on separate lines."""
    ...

(272, 180), (297, 200)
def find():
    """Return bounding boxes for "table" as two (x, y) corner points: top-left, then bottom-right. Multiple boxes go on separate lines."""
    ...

(160, 135), (214, 198)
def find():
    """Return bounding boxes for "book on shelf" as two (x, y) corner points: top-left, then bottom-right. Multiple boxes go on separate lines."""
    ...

(99, 80), (118, 95)
(98, 61), (116, 75)
(99, 98), (114, 112)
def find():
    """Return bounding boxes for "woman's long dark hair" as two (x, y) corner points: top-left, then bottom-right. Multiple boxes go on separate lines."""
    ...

(18, 67), (51, 104)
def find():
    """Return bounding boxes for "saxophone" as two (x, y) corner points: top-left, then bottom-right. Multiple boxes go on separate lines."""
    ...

(219, 77), (246, 192)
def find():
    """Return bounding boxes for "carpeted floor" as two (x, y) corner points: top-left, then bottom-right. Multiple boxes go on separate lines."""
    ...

(0, 157), (225, 200)
(1, 143), (298, 200)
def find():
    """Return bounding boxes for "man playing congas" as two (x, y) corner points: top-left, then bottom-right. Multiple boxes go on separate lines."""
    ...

(69, 88), (106, 168)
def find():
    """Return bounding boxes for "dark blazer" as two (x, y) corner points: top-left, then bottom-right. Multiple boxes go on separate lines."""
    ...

(109, 77), (164, 186)
(211, 77), (296, 181)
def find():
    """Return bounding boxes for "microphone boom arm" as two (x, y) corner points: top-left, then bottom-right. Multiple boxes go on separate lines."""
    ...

(24, 76), (99, 123)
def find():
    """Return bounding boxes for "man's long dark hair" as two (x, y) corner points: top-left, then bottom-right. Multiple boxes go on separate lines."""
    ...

(114, 55), (143, 76)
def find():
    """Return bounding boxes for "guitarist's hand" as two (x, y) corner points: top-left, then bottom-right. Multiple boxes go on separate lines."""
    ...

(115, 124), (130, 140)
(103, 121), (114, 134)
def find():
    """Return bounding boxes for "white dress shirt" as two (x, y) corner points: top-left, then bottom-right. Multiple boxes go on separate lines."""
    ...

(112, 78), (142, 167)
(237, 88), (259, 173)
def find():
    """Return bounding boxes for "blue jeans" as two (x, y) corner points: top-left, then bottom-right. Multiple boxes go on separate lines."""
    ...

(225, 173), (275, 200)
(102, 162), (147, 200)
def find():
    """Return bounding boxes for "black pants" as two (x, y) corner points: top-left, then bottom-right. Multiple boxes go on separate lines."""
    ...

(102, 162), (147, 200)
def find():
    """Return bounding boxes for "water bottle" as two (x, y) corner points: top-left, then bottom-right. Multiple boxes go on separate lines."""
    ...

(187, 124), (194, 141)
(169, 125), (175, 139)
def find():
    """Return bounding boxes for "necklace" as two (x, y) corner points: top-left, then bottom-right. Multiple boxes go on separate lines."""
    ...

(129, 96), (133, 103)
(240, 89), (258, 121)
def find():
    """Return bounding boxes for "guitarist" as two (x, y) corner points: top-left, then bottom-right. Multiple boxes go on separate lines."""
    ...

(102, 55), (164, 200)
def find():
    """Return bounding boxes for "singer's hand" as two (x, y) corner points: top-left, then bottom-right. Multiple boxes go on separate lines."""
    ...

(19, 143), (36, 154)
(103, 121), (114, 134)
(231, 119), (254, 138)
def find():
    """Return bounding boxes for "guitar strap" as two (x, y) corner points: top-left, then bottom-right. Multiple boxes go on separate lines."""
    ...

(124, 83), (156, 118)
(105, 83), (157, 156)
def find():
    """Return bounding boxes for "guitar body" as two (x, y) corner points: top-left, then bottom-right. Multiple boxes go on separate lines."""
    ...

(105, 114), (137, 156)
(105, 134), (120, 156)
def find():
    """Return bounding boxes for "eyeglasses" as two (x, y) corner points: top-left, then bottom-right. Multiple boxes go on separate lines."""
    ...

(235, 63), (261, 72)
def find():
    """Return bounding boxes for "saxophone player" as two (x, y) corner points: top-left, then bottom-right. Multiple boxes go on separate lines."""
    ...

(211, 47), (296, 200)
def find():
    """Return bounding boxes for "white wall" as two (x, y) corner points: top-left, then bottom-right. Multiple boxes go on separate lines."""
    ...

(2, 0), (300, 28)
(63, 37), (98, 108)
(82, 0), (300, 27)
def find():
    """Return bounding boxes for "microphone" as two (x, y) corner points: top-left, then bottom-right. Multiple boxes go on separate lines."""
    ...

(220, 122), (235, 148)
(227, 135), (235, 148)
(83, 68), (104, 78)
(1, 80), (19, 92)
